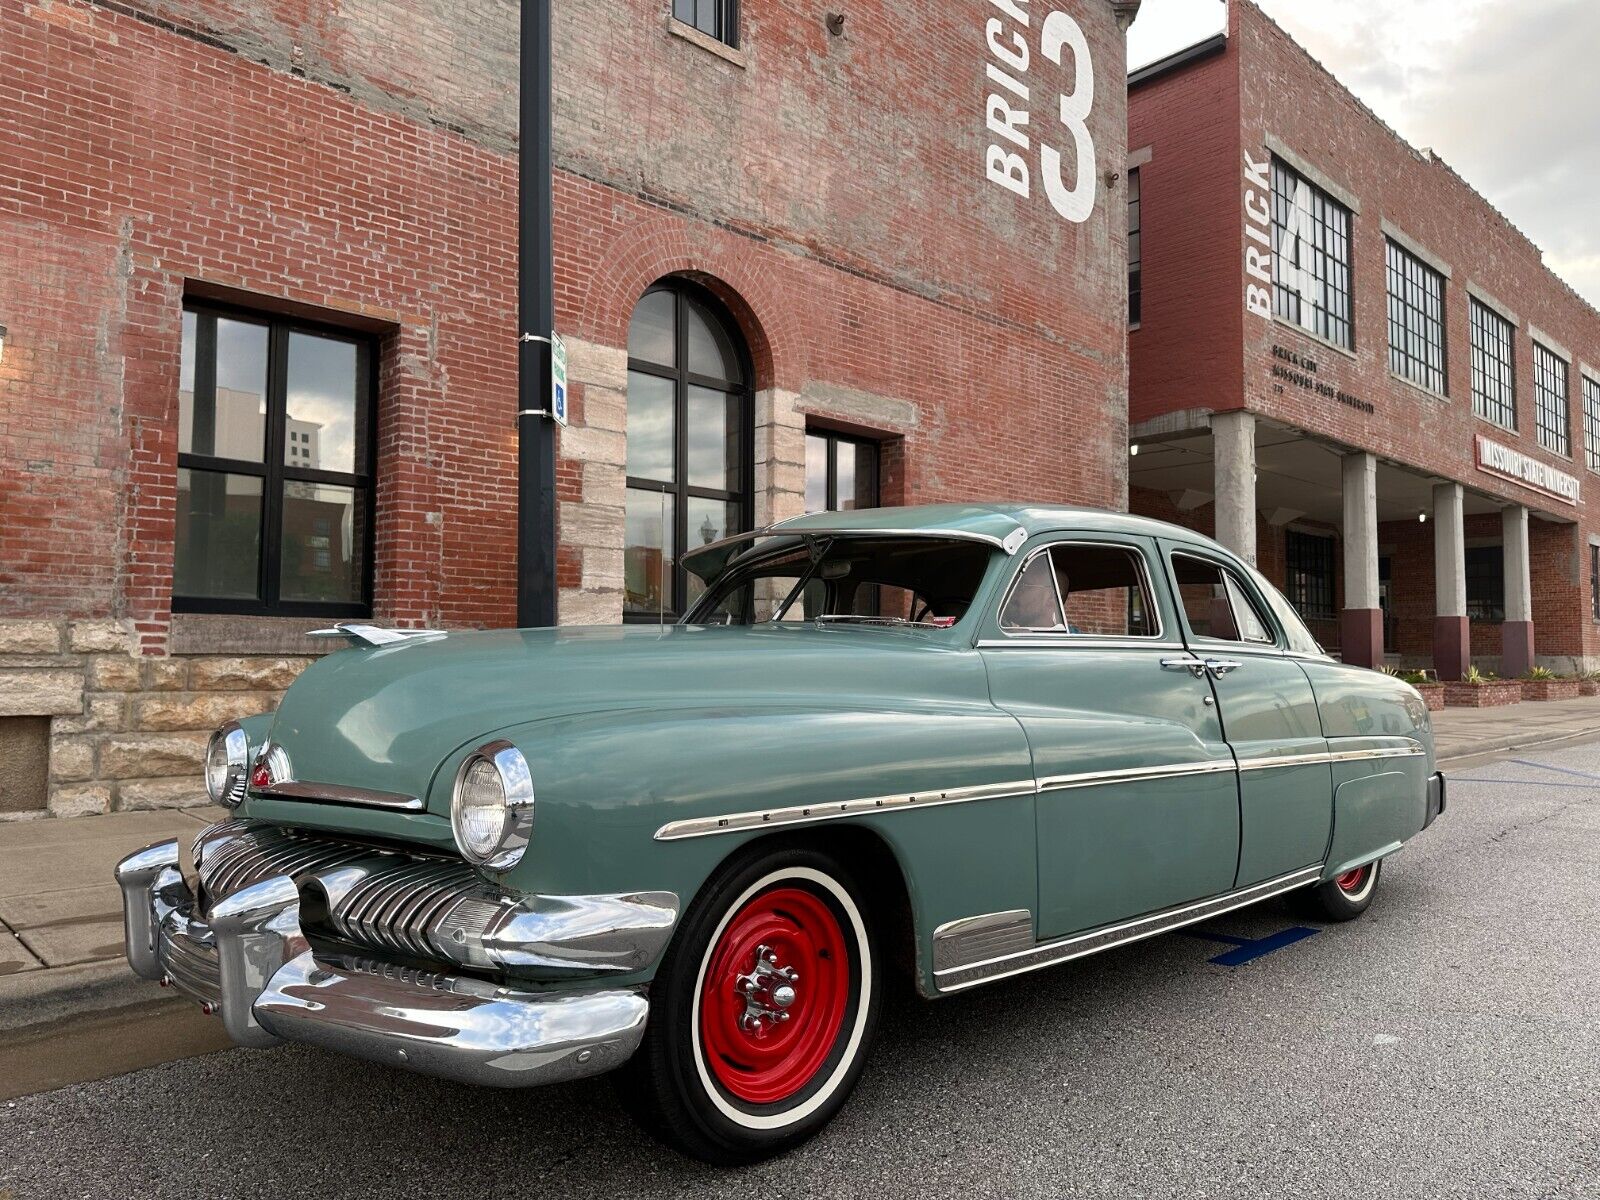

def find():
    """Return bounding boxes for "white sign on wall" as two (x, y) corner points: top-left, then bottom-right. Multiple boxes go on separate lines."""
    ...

(1476, 435), (1580, 505)
(982, 0), (1099, 224)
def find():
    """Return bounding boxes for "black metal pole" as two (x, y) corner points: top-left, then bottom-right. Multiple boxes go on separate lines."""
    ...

(516, 0), (558, 627)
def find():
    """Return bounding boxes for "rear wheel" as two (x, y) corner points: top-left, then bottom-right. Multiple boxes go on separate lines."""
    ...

(620, 847), (880, 1165)
(1293, 858), (1382, 921)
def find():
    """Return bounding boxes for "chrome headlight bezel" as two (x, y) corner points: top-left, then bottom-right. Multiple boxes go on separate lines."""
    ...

(450, 739), (536, 872)
(205, 720), (251, 808)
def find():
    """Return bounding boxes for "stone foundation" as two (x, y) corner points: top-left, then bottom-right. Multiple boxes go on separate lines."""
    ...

(0, 619), (313, 819)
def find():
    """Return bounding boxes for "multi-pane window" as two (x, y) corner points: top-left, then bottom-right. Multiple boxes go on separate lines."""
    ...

(806, 432), (880, 514)
(625, 281), (752, 622)
(1385, 240), (1447, 394)
(1583, 373), (1600, 472)
(1284, 531), (1336, 622)
(1533, 342), (1571, 457)
(1470, 298), (1517, 429)
(1272, 158), (1353, 350)
(175, 302), (374, 616)
(1591, 544), (1600, 622)
(1465, 546), (1504, 622)
(1127, 167), (1142, 326)
(672, 0), (738, 47)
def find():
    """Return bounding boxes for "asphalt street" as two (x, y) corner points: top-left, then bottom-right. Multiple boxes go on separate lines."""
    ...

(3, 744), (1598, 1199)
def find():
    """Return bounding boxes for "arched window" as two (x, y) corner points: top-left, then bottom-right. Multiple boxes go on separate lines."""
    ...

(624, 280), (753, 621)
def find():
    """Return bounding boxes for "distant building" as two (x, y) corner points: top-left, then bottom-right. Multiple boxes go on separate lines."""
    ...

(1128, 1), (1600, 677)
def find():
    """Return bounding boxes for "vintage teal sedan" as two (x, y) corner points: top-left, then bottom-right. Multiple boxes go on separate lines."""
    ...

(116, 504), (1444, 1163)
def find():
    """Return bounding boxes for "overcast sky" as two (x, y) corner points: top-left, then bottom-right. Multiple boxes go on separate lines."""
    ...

(1127, 0), (1600, 310)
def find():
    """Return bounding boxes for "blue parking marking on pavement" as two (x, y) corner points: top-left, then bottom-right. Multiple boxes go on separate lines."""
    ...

(1182, 925), (1320, 966)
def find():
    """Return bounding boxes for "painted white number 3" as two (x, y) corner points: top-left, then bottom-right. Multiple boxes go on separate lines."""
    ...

(1041, 11), (1096, 223)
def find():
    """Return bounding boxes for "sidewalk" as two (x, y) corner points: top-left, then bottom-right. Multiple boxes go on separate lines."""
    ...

(4, 696), (1600, 1035)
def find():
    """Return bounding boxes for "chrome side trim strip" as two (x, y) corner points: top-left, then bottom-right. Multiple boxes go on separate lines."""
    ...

(254, 780), (426, 812)
(652, 779), (1039, 841)
(1037, 759), (1235, 792)
(935, 865), (1324, 993)
(931, 909), (1034, 973)
(1236, 743), (1425, 773)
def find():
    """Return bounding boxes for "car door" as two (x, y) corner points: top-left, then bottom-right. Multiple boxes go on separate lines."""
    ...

(1160, 543), (1334, 887)
(979, 535), (1241, 941)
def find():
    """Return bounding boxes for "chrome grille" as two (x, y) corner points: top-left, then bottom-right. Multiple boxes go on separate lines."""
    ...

(327, 858), (486, 962)
(158, 914), (221, 1002)
(198, 821), (409, 908)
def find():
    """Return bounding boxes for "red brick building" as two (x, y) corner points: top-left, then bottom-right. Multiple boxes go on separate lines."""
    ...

(0, 0), (1140, 817)
(1128, 1), (1600, 681)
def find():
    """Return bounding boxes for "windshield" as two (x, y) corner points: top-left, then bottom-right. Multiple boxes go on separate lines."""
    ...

(684, 536), (993, 627)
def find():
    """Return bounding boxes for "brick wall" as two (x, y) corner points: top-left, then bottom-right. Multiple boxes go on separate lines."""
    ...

(0, 0), (1137, 815)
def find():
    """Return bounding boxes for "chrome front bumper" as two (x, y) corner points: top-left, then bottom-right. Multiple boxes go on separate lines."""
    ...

(114, 830), (672, 1088)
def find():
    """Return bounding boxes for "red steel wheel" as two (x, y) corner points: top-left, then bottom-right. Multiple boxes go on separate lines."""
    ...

(1335, 865), (1370, 894)
(697, 885), (851, 1106)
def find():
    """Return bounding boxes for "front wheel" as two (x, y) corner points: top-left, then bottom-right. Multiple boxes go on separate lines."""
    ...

(619, 847), (881, 1165)
(1293, 858), (1382, 922)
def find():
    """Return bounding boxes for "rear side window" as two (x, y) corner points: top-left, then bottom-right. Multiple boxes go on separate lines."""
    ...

(1171, 554), (1275, 645)
(1001, 544), (1159, 637)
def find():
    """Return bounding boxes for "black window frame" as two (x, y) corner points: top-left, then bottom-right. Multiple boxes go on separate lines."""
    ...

(1284, 530), (1336, 622)
(173, 299), (378, 619)
(625, 280), (755, 624)
(1385, 239), (1447, 395)
(806, 429), (881, 514)
(1271, 158), (1354, 351)
(1591, 544), (1600, 622)
(1464, 545), (1505, 623)
(1533, 341), (1571, 458)
(1582, 372), (1600, 473)
(1470, 297), (1517, 430)
(671, 0), (739, 47)
(1127, 166), (1142, 327)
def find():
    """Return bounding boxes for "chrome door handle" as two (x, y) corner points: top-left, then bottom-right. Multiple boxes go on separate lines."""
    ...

(1160, 657), (1207, 679)
(1204, 658), (1244, 677)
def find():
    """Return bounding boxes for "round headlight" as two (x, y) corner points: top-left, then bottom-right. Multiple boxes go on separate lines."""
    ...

(205, 721), (251, 808)
(450, 740), (535, 871)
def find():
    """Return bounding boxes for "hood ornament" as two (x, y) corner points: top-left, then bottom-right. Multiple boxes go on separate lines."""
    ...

(307, 623), (447, 648)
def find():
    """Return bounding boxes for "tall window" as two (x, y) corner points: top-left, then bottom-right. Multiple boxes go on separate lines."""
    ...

(1533, 342), (1570, 457)
(1385, 240), (1446, 394)
(1127, 166), (1142, 326)
(1591, 544), (1600, 622)
(1470, 298), (1516, 430)
(1272, 158), (1353, 350)
(805, 432), (880, 513)
(625, 281), (752, 621)
(1465, 546), (1504, 622)
(1284, 531), (1336, 621)
(1582, 373), (1600, 473)
(672, 0), (738, 47)
(175, 302), (374, 616)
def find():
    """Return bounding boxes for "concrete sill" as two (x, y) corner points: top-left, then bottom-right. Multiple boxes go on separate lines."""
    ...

(1387, 371), (1449, 403)
(1270, 316), (1358, 362)
(667, 17), (747, 67)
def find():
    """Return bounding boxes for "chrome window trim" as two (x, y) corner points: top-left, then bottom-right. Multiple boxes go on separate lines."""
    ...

(976, 638), (1191, 652)
(994, 539), (1167, 642)
(682, 524), (1020, 571)
(254, 780), (425, 812)
(934, 864), (1324, 993)
(1167, 548), (1284, 650)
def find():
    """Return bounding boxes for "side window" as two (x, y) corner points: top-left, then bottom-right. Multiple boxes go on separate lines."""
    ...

(1001, 554), (1067, 631)
(1171, 554), (1276, 645)
(1002, 543), (1159, 637)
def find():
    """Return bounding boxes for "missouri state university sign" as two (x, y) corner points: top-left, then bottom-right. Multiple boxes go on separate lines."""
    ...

(982, 0), (1099, 224)
(1475, 435), (1580, 505)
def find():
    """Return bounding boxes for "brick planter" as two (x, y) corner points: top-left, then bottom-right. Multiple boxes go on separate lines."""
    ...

(1580, 680), (1600, 698)
(1414, 683), (1446, 712)
(1443, 681), (1524, 708)
(1521, 679), (1582, 701)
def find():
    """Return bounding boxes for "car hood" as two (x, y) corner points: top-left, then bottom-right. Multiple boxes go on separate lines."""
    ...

(259, 623), (981, 809)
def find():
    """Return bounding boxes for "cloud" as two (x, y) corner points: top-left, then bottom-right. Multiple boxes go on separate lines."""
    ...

(1129, 0), (1600, 309)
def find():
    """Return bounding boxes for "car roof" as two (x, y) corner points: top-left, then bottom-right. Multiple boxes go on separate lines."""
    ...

(771, 502), (1226, 550)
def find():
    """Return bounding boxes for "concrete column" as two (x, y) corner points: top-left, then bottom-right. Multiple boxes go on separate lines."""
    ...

(1340, 451), (1383, 668)
(1212, 411), (1257, 564)
(1432, 482), (1469, 680)
(1501, 505), (1534, 677)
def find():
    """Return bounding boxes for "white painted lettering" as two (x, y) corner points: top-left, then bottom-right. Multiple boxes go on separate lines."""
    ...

(986, 61), (1029, 101)
(1247, 284), (1273, 319)
(986, 17), (1029, 72)
(1038, 10), (1096, 223)
(1243, 150), (1270, 192)
(988, 0), (1030, 27)
(987, 93), (1030, 150)
(988, 145), (1030, 197)
(1246, 245), (1272, 285)
(1242, 149), (1274, 322)
(1244, 189), (1270, 226)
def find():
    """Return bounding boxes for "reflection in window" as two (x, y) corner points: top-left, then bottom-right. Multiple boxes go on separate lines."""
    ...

(1002, 544), (1157, 637)
(1172, 554), (1274, 644)
(804, 431), (880, 513)
(672, 0), (738, 47)
(175, 302), (374, 615)
(625, 281), (750, 620)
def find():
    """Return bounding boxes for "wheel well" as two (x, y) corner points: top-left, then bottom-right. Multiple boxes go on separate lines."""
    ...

(708, 825), (918, 993)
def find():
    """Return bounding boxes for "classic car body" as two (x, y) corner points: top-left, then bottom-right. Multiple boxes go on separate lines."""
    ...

(116, 504), (1444, 1162)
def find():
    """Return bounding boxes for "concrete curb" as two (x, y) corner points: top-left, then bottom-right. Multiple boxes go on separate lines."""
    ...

(1436, 724), (1600, 769)
(0, 957), (177, 1036)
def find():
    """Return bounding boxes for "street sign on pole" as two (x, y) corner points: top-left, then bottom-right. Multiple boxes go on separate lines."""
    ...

(550, 331), (568, 427)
